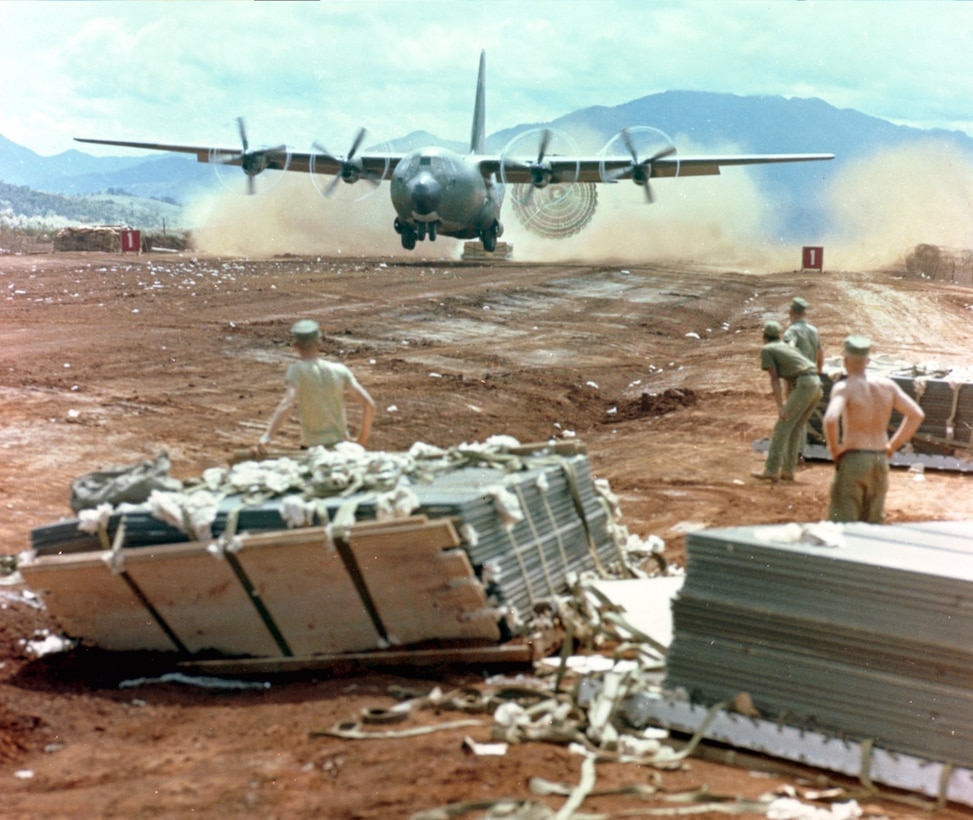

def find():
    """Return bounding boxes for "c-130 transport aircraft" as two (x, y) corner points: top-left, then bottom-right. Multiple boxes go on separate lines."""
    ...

(77, 52), (834, 253)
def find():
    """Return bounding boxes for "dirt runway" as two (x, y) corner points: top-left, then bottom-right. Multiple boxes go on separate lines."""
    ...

(1, 250), (971, 818)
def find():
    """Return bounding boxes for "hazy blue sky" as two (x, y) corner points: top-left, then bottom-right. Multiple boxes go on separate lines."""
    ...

(2, 1), (971, 157)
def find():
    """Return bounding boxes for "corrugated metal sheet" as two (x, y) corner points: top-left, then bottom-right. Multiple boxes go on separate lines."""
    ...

(664, 520), (973, 769)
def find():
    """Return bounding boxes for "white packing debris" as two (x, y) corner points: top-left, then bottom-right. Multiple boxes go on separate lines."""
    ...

(118, 672), (271, 690)
(76, 503), (114, 534)
(538, 655), (640, 675)
(485, 485), (524, 530)
(459, 522), (479, 548)
(616, 733), (663, 758)
(201, 466), (228, 491)
(585, 669), (625, 745)
(280, 495), (317, 528)
(147, 489), (222, 541)
(753, 521), (846, 549)
(0, 588), (42, 607)
(766, 798), (862, 820)
(494, 701), (531, 729)
(375, 485), (420, 520)
(462, 736), (509, 756)
(22, 630), (75, 657)
(799, 522), (846, 548)
(668, 521), (709, 535)
(408, 441), (447, 458)
(483, 434), (522, 450)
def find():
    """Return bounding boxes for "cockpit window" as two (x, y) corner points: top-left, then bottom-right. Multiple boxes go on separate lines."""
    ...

(401, 152), (453, 175)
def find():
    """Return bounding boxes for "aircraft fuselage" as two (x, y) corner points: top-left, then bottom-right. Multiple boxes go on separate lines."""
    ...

(390, 147), (504, 250)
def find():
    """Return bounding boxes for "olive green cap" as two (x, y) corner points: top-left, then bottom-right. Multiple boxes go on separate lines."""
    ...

(290, 319), (321, 344)
(763, 320), (783, 339)
(790, 297), (808, 313)
(843, 334), (871, 356)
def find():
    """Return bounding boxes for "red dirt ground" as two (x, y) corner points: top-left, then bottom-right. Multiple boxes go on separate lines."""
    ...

(2, 250), (972, 819)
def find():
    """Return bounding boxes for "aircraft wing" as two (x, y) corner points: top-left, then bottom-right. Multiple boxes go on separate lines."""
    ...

(73, 138), (405, 176)
(479, 152), (834, 183)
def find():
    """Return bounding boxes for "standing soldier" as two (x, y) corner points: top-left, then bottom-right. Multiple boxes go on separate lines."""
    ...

(823, 335), (924, 523)
(784, 297), (823, 371)
(754, 321), (823, 483)
(784, 296), (824, 453)
(255, 320), (376, 456)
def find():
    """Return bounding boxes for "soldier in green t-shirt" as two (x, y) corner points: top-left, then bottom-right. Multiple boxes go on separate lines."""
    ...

(255, 320), (376, 456)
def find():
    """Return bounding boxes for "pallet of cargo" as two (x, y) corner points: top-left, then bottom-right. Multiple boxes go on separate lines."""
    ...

(22, 441), (619, 660)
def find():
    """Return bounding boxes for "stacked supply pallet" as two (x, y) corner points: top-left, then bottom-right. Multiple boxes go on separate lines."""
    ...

(790, 362), (973, 470)
(24, 445), (617, 655)
(890, 367), (973, 454)
(664, 520), (973, 769)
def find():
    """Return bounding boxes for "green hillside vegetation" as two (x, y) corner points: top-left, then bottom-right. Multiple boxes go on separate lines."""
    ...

(0, 180), (185, 233)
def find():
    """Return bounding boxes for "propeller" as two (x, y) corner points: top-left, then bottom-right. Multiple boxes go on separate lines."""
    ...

(209, 117), (289, 195)
(600, 127), (678, 203)
(310, 128), (387, 199)
(499, 128), (580, 207)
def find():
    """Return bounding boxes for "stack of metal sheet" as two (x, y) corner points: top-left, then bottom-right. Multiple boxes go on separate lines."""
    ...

(665, 520), (973, 768)
(30, 451), (616, 625)
(891, 370), (973, 448)
(803, 364), (973, 462)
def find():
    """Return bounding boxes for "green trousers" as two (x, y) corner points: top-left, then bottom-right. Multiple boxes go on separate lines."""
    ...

(828, 450), (889, 523)
(763, 373), (823, 477)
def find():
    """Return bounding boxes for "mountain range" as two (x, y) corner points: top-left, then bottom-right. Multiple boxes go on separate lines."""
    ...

(2, 90), (971, 237)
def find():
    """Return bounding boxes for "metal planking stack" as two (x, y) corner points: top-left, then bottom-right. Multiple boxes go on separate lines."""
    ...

(805, 365), (973, 460)
(29, 452), (615, 626)
(402, 455), (615, 618)
(891, 371), (973, 451)
(665, 520), (973, 769)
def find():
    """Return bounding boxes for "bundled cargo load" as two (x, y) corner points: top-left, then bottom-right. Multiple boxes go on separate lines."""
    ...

(21, 438), (624, 662)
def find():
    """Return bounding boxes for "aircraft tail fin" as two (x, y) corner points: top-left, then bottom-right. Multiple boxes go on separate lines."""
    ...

(470, 50), (486, 155)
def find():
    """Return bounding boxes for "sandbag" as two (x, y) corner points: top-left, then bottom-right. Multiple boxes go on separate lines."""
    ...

(70, 451), (183, 512)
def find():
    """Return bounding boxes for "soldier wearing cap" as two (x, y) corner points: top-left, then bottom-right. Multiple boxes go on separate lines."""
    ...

(783, 297), (823, 371)
(255, 319), (376, 455)
(754, 319), (823, 482)
(782, 296), (824, 453)
(822, 334), (924, 523)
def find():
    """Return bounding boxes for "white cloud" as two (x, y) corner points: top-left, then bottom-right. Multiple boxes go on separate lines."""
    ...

(0, 1), (971, 156)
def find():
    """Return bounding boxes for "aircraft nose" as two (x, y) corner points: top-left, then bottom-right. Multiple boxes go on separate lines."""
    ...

(409, 173), (442, 216)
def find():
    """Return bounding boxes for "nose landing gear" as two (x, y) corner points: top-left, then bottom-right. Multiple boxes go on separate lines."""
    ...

(395, 219), (440, 249)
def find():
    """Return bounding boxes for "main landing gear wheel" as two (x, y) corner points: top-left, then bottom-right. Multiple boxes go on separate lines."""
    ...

(480, 221), (501, 253)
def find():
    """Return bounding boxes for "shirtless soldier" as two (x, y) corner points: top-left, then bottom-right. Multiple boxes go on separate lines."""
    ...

(823, 335), (925, 523)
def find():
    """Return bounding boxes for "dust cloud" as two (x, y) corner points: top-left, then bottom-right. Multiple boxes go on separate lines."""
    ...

(185, 173), (406, 258)
(182, 139), (973, 273)
(820, 139), (973, 270)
